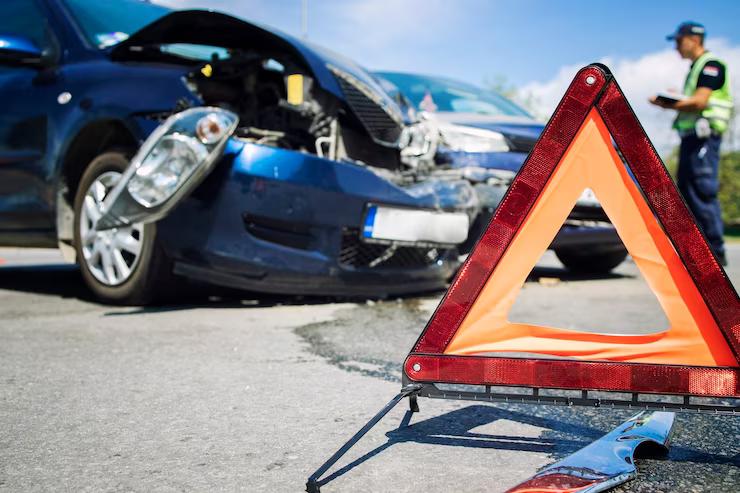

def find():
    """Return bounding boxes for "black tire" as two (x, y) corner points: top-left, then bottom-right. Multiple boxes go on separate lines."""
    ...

(554, 248), (628, 274)
(73, 150), (172, 305)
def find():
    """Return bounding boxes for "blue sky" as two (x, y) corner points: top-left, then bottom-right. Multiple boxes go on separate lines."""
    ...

(157, 1), (740, 151)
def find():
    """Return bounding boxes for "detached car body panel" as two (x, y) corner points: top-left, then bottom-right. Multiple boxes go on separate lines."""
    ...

(0, 0), (472, 302)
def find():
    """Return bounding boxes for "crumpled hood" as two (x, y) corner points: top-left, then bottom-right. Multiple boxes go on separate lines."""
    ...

(109, 10), (401, 114)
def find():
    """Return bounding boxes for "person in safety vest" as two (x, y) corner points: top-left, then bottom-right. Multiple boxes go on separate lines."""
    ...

(650, 21), (733, 266)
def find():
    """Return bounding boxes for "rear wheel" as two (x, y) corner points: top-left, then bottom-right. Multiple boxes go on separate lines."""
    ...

(73, 151), (172, 304)
(554, 248), (628, 274)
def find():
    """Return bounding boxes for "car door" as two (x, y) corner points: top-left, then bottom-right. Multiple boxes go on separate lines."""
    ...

(0, 0), (61, 243)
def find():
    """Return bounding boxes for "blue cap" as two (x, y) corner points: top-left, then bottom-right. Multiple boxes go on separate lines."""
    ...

(667, 21), (706, 40)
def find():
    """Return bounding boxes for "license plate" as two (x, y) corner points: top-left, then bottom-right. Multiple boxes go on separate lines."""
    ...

(362, 205), (469, 245)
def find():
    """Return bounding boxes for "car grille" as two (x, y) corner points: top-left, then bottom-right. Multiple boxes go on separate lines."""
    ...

(243, 213), (313, 250)
(329, 65), (403, 145)
(505, 134), (538, 154)
(339, 229), (450, 269)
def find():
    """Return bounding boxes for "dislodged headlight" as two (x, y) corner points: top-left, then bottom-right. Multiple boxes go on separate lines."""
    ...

(438, 124), (510, 153)
(128, 134), (208, 207)
(95, 107), (238, 230)
(126, 109), (237, 208)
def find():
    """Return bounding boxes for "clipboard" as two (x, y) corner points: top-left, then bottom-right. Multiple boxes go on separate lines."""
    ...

(655, 92), (686, 105)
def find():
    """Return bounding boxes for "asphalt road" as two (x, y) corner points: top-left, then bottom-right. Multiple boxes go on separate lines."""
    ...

(1, 246), (738, 492)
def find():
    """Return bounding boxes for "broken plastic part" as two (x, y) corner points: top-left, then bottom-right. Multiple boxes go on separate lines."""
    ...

(505, 411), (674, 493)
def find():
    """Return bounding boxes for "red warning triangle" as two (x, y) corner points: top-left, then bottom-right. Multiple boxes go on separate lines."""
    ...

(405, 64), (739, 398)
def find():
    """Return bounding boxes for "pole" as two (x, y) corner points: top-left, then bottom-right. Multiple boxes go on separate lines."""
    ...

(301, 0), (308, 39)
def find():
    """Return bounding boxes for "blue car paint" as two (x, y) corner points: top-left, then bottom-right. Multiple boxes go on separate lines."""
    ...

(0, 34), (44, 56)
(0, 0), (458, 295)
(232, 144), (433, 206)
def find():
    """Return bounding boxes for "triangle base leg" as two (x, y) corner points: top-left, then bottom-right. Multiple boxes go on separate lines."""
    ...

(306, 384), (422, 492)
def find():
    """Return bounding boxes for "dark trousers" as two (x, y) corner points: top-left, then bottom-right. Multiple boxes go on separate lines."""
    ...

(677, 134), (725, 257)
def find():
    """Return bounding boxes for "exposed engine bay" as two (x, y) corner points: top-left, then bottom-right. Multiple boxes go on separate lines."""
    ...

(184, 54), (334, 153)
(182, 51), (441, 180)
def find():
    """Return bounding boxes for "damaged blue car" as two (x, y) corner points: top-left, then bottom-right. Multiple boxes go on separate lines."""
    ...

(376, 72), (628, 273)
(0, 0), (477, 304)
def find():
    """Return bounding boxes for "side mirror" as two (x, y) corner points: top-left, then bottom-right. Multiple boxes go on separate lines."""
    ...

(0, 34), (50, 68)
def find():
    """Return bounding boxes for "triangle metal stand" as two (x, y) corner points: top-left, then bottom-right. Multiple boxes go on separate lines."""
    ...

(306, 384), (421, 493)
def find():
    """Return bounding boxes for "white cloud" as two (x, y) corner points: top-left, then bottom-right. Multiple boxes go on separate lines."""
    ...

(333, 0), (460, 46)
(517, 39), (740, 154)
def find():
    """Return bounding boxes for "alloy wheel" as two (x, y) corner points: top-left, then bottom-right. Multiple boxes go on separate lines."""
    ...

(78, 171), (145, 286)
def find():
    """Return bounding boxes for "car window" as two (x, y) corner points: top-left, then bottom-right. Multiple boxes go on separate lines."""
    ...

(0, 0), (50, 49)
(376, 72), (532, 118)
(63, 0), (171, 48)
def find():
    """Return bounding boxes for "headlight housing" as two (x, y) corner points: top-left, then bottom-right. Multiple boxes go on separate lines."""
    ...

(95, 107), (238, 230)
(127, 133), (209, 207)
(438, 124), (510, 153)
(126, 109), (237, 208)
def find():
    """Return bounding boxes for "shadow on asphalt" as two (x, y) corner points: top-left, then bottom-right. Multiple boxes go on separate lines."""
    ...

(0, 263), (96, 301)
(0, 263), (325, 309)
(316, 404), (737, 490)
(316, 404), (601, 488)
(0, 262), (432, 313)
(0, 261), (631, 314)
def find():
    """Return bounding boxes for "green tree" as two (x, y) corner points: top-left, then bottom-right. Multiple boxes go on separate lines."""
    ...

(483, 74), (517, 99)
(483, 75), (542, 118)
(719, 151), (740, 226)
(664, 148), (740, 226)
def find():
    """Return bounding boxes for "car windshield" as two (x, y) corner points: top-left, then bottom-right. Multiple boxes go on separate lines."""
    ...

(63, 0), (171, 49)
(63, 0), (230, 60)
(376, 72), (532, 118)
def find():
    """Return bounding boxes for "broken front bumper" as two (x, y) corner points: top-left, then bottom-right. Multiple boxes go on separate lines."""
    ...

(151, 139), (472, 296)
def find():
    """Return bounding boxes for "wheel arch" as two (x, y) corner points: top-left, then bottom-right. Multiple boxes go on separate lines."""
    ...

(57, 119), (140, 261)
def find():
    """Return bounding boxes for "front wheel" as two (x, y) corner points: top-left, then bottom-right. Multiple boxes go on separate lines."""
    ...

(554, 248), (628, 274)
(73, 150), (172, 304)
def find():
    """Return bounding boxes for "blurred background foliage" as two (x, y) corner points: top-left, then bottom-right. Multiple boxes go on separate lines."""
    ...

(664, 149), (740, 228)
